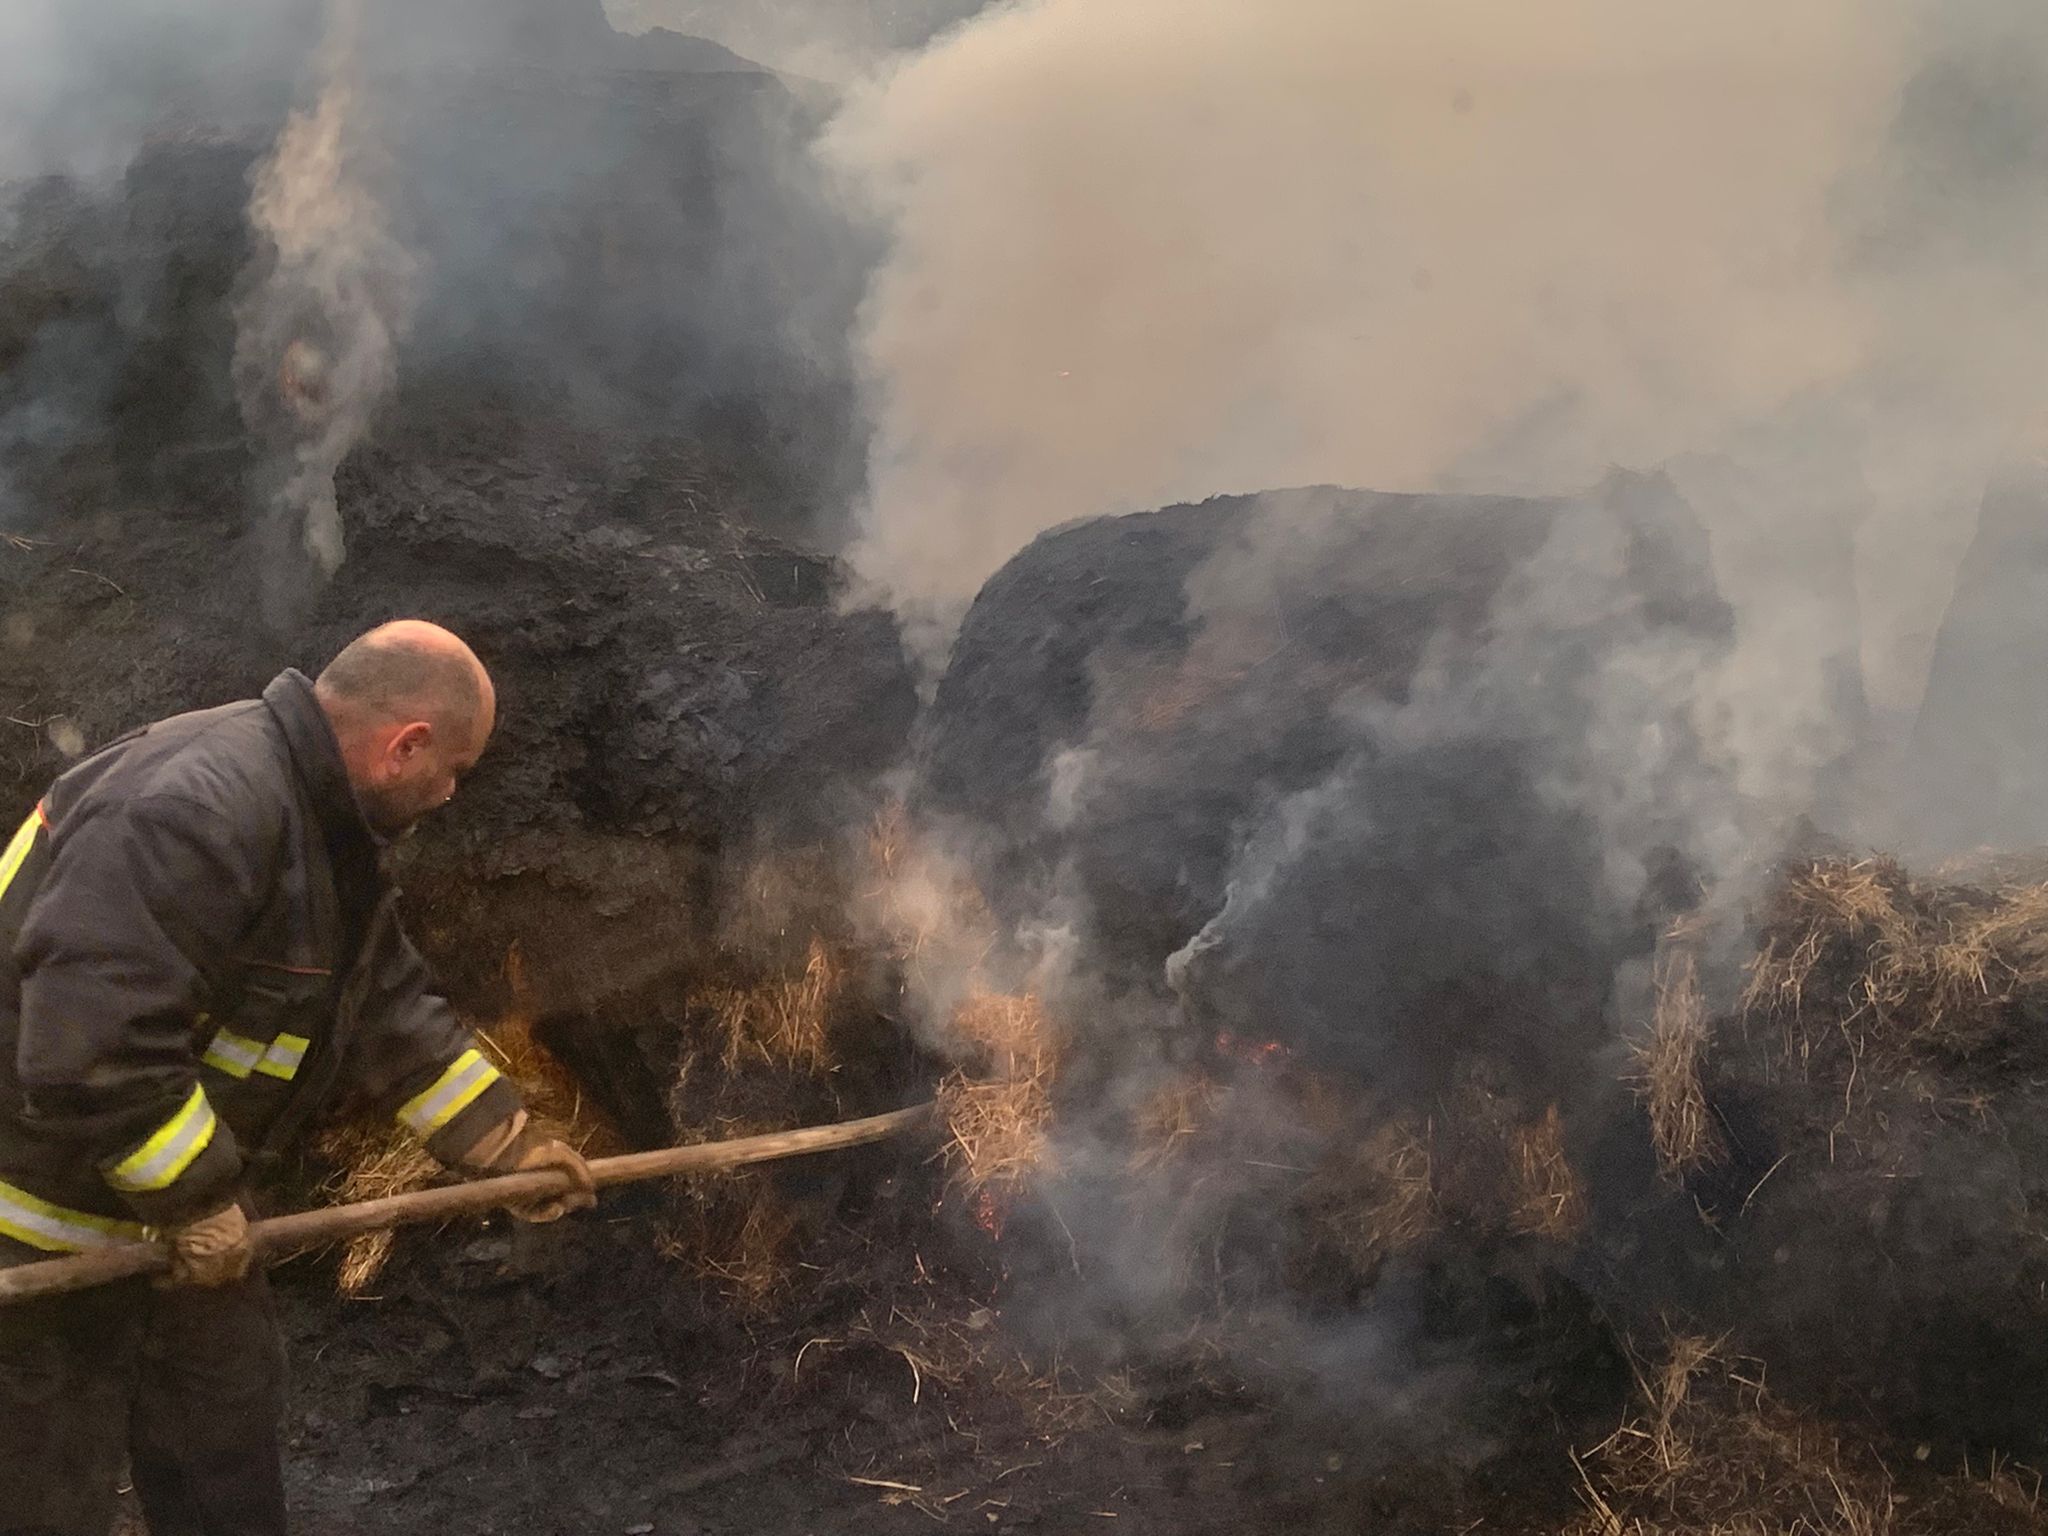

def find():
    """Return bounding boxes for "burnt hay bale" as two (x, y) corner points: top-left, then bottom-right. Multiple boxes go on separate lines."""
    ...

(1615, 860), (2048, 1453)
(920, 470), (1735, 1120)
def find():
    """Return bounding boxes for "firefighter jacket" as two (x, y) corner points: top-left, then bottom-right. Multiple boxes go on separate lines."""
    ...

(0, 670), (521, 1254)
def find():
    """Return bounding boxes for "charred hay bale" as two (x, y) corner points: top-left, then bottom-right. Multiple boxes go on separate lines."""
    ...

(1605, 862), (2048, 1454)
(1568, 1334), (2048, 1536)
(921, 471), (1733, 1121)
(0, 3), (865, 538)
(0, 427), (917, 1146)
(0, 16), (902, 1156)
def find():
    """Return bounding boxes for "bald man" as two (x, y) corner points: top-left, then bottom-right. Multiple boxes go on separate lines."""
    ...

(0, 622), (594, 1536)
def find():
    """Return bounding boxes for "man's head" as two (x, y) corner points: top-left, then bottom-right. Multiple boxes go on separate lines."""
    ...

(313, 620), (496, 837)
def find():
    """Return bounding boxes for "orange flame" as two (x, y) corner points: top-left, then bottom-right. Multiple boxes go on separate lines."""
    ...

(1215, 1030), (1290, 1067)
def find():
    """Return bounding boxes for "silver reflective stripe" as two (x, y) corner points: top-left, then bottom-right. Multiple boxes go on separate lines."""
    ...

(397, 1049), (501, 1136)
(201, 1030), (263, 1080)
(105, 1086), (218, 1194)
(255, 1034), (310, 1082)
(0, 1178), (147, 1252)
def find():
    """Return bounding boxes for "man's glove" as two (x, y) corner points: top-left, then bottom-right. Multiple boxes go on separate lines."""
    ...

(160, 1202), (254, 1288)
(458, 1110), (598, 1224)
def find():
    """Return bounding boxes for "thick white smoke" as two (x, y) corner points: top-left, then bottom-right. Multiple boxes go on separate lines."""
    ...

(234, 0), (416, 624)
(834, 1), (2048, 1369)
(824, 0), (2048, 767)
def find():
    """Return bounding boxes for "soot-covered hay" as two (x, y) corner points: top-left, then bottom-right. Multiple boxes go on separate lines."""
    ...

(1568, 1335), (2048, 1536)
(658, 939), (860, 1309)
(702, 937), (840, 1076)
(1742, 858), (2048, 1070)
(1297, 1117), (1442, 1273)
(1293, 1070), (1589, 1287)
(1127, 1071), (1224, 1175)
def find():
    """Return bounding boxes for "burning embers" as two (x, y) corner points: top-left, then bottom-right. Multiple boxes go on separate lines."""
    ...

(1213, 1029), (1290, 1068)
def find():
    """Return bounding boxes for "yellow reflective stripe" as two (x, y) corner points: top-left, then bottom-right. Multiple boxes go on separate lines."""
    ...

(0, 806), (43, 904)
(200, 1029), (264, 1080)
(254, 1033), (310, 1082)
(105, 1086), (217, 1193)
(397, 1049), (500, 1137)
(0, 1177), (148, 1252)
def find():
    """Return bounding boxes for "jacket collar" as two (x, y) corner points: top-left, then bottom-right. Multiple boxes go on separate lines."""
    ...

(261, 670), (377, 854)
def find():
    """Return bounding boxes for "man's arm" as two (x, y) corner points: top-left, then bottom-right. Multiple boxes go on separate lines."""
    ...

(14, 797), (268, 1229)
(346, 899), (593, 1220)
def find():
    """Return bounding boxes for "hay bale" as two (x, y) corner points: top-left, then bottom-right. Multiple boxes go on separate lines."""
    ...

(1616, 860), (2048, 1450)
(1567, 1335), (2048, 1536)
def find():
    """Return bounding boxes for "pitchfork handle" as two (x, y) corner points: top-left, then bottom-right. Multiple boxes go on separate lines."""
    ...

(0, 1102), (935, 1305)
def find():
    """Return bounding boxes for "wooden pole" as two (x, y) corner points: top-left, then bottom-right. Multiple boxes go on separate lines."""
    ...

(0, 1101), (934, 1306)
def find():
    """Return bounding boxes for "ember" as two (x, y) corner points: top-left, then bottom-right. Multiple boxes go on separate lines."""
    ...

(1213, 1030), (1289, 1068)
(973, 1188), (1005, 1240)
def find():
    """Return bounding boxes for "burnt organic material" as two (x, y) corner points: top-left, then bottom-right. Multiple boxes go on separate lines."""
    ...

(922, 472), (1734, 1116)
(0, 422), (915, 1136)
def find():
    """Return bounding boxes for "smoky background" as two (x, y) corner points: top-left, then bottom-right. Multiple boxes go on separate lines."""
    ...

(6, 0), (2048, 1455)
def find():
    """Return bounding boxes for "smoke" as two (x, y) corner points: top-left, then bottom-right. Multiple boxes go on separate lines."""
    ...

(859, 0), (2048, 1432)
(234, 0), (416, 626)
(0, 0), (875, 582)
(0, 2), (313, 184)
(825, 0), (2048, 771)
(605, 0), (991, 80)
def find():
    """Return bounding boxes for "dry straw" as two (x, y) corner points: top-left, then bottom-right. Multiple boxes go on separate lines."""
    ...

(701, 937), (839, 1075)
(318, 1013), (618, 1295)
(1631, 940), (1725, 1182)
(1511, 1102), (1589, 1241)
(935, 992), (1057, 1200)
(1128, 1072), (1223, 1175)
(1743, 858), (2048, 1080)
(1300, 1117), (1443, 1270)
(1569, 1334), (2047, 1535)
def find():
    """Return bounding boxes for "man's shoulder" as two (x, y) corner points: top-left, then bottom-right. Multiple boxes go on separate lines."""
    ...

(56, 699), (294, 837)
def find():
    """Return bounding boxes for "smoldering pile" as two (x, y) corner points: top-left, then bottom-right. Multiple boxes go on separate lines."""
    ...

(913, 470), (1731, 1265)
(1615, 853), (2048, 1455)
(870, 468), (2048, 1523)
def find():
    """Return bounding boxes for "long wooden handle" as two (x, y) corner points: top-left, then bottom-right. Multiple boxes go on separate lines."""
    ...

(0, 1102), (934, 1306)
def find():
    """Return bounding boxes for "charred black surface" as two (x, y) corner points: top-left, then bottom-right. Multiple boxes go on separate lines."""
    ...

(0, 0), (868, 547)
(0, 5), (911, 1126)
(923, 472), (1733, 1115)
(0, 421), (915, 1104)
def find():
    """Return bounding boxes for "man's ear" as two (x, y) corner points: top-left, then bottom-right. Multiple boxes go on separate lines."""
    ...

(390, 721), (434, 763)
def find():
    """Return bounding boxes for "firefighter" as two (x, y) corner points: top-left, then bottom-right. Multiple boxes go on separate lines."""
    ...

(0, 620), (596, 1536)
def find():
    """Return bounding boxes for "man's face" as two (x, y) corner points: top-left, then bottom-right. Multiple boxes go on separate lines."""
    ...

(352, 695), (494, 838)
